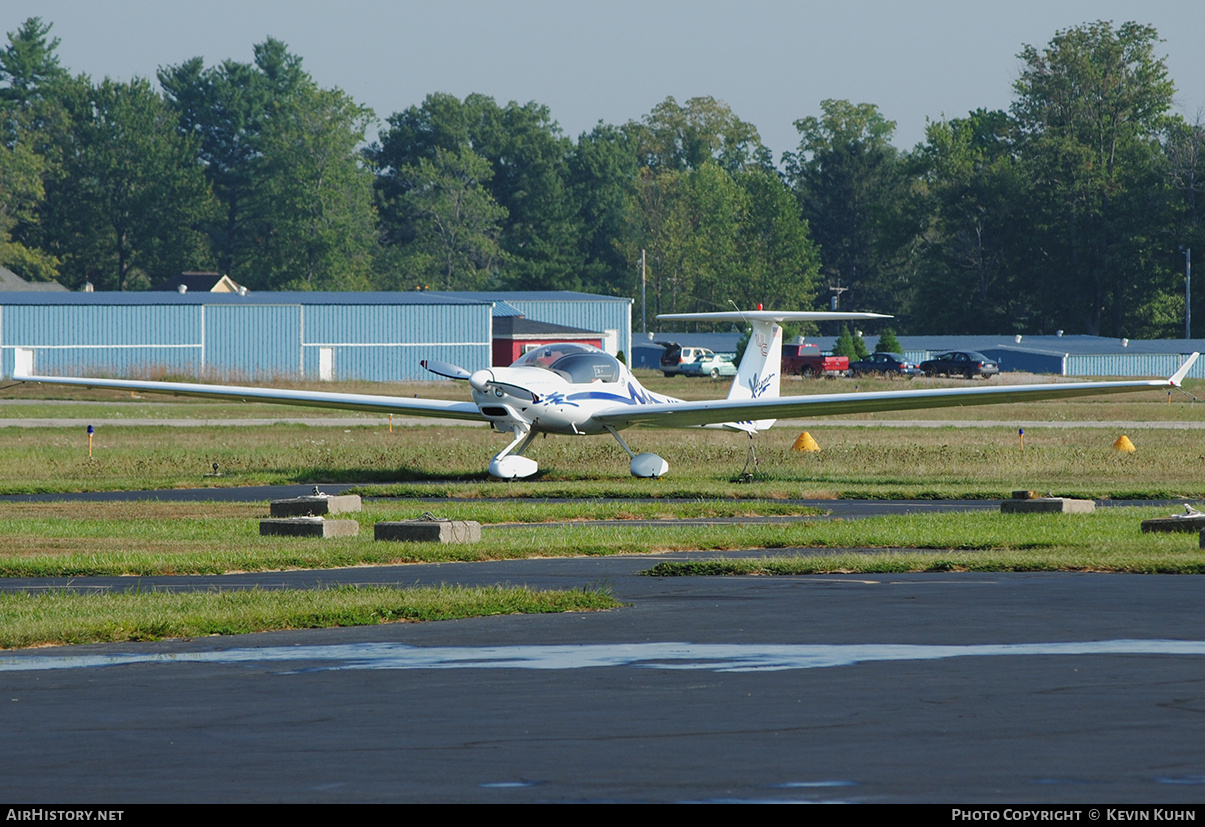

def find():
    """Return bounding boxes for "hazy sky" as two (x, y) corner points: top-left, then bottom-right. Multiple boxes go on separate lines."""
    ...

(6, 1), (1204, 160)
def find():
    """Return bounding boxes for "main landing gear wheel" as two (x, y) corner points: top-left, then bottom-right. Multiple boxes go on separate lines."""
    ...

(605, 425), (668, 478)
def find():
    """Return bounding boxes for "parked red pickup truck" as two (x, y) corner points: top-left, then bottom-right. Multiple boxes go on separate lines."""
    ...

(781, 343), (848, 377)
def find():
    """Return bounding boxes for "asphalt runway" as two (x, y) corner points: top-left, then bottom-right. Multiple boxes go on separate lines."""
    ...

(2, 493), (1205, 803)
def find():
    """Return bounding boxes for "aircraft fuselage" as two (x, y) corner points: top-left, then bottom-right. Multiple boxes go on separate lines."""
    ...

(469, 365), (681, 437)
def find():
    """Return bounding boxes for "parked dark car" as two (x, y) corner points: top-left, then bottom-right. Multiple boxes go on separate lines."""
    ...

(848, 352), (922, 377)
(919, 351), (1000, 379)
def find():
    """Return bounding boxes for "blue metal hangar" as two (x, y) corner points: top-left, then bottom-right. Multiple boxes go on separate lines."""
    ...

(0, 290), (632, 383)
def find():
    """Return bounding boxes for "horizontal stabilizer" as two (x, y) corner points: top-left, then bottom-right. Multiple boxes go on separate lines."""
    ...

(1170, 352), (1199, 386)
(657, 311), (892, 324)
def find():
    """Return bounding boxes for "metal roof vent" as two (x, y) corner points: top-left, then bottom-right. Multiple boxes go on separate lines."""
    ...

(177, 284), (188, 294)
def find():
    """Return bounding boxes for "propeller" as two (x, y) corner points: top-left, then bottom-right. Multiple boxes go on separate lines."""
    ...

(420, 359), (472, 381)
(420, 361), (536, 401)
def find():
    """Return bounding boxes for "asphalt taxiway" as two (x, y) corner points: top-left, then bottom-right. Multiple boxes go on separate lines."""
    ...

(2, 493), (1204, 803)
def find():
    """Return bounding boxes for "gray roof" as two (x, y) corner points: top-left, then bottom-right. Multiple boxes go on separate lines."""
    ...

(0, 289), (639, 309)
(0, 267), (68, 292)
(0, 290), (491, 307)
(432, 290), (632, 304)
(490, 300), (525, 317)
(890, 334), (1205, 356)
(493, 316), (601, 338)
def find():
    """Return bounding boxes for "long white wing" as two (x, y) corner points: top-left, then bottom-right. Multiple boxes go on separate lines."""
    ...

(12, 373), (487, 422)
(593, 356), (1199, 430)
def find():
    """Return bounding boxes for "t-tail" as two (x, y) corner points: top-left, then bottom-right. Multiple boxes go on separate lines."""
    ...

(655, 309), (893, 432)
(727, 316), (783, 431)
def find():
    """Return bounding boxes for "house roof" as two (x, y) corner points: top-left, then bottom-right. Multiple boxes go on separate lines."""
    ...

(0, 266), (68, 292)
(150, 272), (245, 293)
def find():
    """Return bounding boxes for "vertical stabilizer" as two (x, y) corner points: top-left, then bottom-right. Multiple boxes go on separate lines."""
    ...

(728, 318), (781, 430)
(654, 310), (892, 433)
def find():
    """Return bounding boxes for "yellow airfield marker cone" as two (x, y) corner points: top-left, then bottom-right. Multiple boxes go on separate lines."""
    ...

(1113, 434), (1136, 452)
(793, 431), (821, 452)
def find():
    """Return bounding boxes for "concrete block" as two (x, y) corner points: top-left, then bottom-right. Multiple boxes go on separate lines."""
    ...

(374, 520), (482, 543)
(269, 494), (361, 517)
(1000, 497), (1095, 514)
(1143, 515), (1205, 534)
(260, 518), (359, 538)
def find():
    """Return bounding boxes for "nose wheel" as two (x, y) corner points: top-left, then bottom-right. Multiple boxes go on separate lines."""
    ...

(488, 425), (539, 479)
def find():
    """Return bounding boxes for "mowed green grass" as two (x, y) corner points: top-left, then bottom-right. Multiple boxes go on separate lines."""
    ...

(3, 374), (1203, 497)
(643, 507), (1205, 576)
(0, 500), (1198, 577)
(0, 585), (621, 649)
(1, 498), (1201, 647)
(1, 418), (1202, 499)
(0, 500), (820, 577)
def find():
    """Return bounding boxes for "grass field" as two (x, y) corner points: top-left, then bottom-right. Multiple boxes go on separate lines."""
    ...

(0, 585), (622, 649)
(2, 417), (1203, 499)
(0, 499), (1197, 578)
(5, 375), (1204, 646)
(3, 372), (1202, 498)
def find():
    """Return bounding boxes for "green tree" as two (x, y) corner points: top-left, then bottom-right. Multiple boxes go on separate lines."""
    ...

(567, 122), (639, 296)
(373, 93), (583, 290)
(784, 100), (915, 315)
(734, 168), (821, 311)
(1163, 114), (1205, 332)
(0, 18), (81, 281)
(833, 325), (864, 358)
(385, 145), (508, 291)
(629, 95), (773, 174)
(623, 98), (819, 322)
(0, 134), (58, 280)
(0, 17), (71, 118)
(625, 166), (692, 316)
(1012, 21), (1177, 336)
(244, 84), (376, 290)
(45, 77), (214, 290)
(875, 328), (902, 353)
(160, 39), (376, 289)
(159, 53), (276, 280)
(912, 110), (1032, 333)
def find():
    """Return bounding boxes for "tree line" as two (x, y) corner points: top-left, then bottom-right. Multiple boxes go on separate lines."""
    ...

(1, 18), (1202, 337)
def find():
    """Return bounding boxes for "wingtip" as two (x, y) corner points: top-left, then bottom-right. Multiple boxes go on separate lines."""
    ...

(1170, 352), (1199, 386)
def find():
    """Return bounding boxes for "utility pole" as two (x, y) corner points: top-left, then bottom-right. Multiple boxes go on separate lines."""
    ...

(1186, 247), (1192, 340)
(829, 281), (848, 311)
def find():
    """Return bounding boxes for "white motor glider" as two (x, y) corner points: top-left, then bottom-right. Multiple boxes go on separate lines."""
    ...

(12, 311), (1199, 479)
